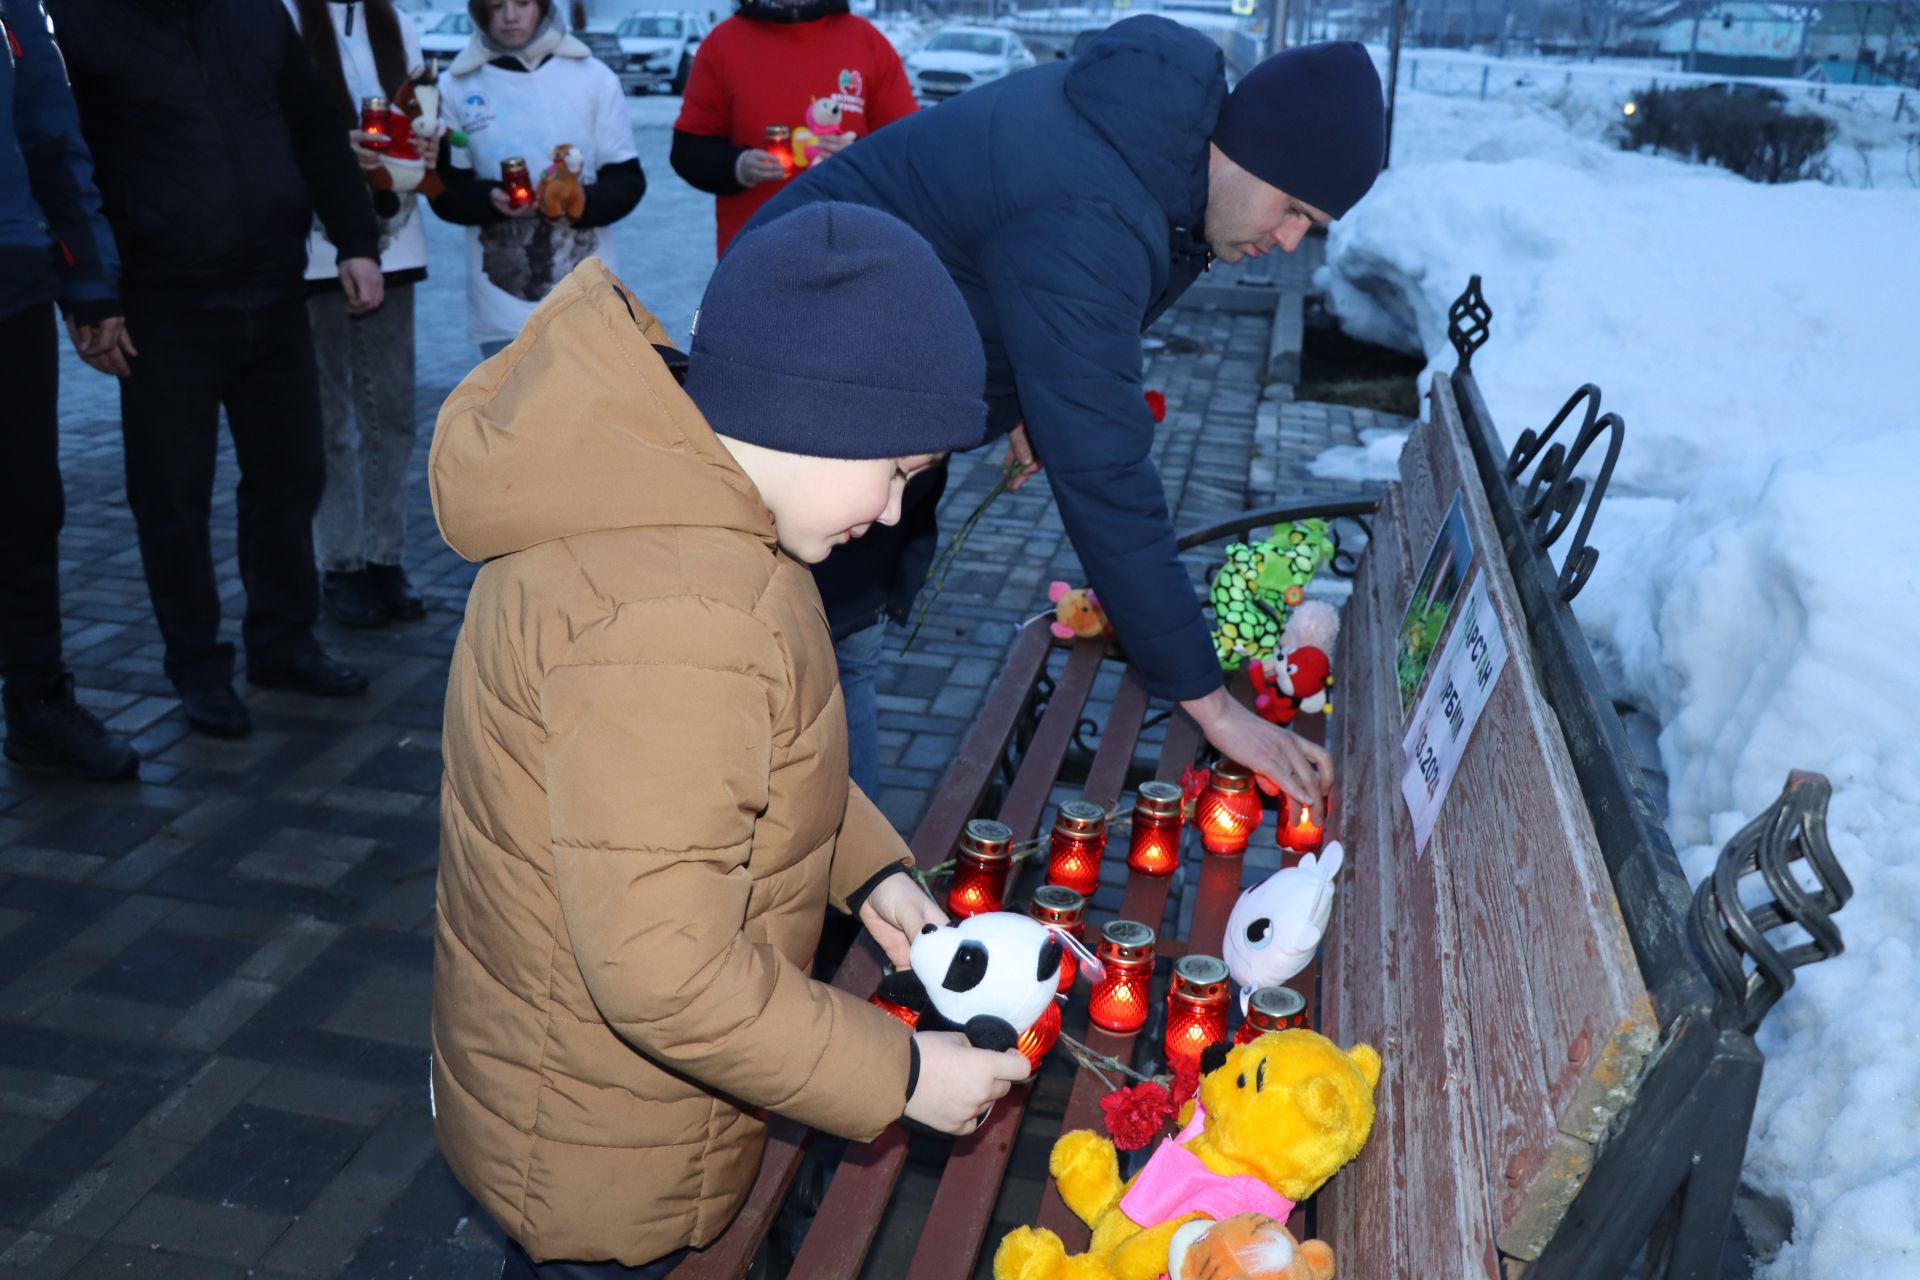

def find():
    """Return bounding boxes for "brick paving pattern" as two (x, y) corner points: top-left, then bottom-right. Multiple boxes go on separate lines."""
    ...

(0, 231), (1411, 1277)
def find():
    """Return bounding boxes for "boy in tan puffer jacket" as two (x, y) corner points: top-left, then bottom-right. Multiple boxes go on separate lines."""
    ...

(429, 204), (1030, 1278)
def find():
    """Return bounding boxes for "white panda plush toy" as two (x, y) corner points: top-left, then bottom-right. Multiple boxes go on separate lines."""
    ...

(902, 913), (1078, 1052)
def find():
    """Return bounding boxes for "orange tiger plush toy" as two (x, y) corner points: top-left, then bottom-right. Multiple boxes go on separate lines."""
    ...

(1167, 1213), (1334, 1280)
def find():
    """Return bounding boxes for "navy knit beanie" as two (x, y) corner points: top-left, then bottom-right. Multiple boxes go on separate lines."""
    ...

(684, 203), (987, 460)
(1211, 42), (1386, 220)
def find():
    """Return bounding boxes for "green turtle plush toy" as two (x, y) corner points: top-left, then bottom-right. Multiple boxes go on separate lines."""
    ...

(1209, 521), (1336, 671)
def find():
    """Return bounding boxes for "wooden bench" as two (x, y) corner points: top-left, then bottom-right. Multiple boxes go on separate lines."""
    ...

(669, 278), (1855, 1279)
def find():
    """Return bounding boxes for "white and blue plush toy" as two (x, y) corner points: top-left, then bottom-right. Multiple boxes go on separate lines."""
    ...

(881, 912), (1098, 1052)
(1221, 843), (1345, 1011)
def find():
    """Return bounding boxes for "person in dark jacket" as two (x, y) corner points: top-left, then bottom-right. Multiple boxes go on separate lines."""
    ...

(0, 0), (141, 781)
(49, 0), (384, 740)
(748, 19), (1386, 806)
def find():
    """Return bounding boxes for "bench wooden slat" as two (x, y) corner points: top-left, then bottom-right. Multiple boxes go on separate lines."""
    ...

(785, 634), (1109, 1280)
(1368, 470), (1505, 1280)
(1315, 500), (1404, 1272)
(1029, 707), (1203, 1245)
(672, 620), (1059, 1280)
(1411, 381), (1657, 1258)
(901, 639), (1143, 1280)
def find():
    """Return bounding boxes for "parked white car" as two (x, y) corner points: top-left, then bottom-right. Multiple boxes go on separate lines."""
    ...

(614, 12), (707, 95)
(419, 11), (474, 63)
(905, 26), (1035, 103)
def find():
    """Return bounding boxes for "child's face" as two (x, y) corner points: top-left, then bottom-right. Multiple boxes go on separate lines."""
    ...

(728, 446), (945, 565)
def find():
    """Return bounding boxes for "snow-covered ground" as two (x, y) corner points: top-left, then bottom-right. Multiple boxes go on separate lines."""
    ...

(1315, 83), (1920, 1279)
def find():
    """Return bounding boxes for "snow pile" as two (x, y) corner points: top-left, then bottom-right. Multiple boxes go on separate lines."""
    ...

(1318, 85), (1920, 1279)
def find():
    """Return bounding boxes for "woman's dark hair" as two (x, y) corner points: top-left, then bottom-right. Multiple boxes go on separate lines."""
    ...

(296, 0), (412, 126)
(467, 0), (554, 36)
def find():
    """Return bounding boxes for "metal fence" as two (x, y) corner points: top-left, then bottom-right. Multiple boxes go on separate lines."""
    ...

(1383, 45), (1918, 120)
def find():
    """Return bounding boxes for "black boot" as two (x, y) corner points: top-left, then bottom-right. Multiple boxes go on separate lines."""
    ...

(322, 568), (390, 630)
(180, 683), (252, 739)
(247, 649), (369, 698)
(3, 673), (140, 781)
(366, 563), (426, 622)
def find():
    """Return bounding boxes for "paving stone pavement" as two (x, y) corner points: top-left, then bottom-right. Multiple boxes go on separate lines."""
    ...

(0, 235), (1397, 1277)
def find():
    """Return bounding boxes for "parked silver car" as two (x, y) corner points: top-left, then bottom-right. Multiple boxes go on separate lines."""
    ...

(614, 12), (708, 95)
(905, 25), (1035, 103)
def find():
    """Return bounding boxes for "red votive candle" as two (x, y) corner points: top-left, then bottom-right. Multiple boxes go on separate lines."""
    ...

(764, 124), (795, 177)
(869, 977), (921, 1030)
(1277, 796), (1325, 866)
(947, 818), (1013, 918)
(360, 96), (391, 150)
(1016, 997), (1062, 1070)
(1028, 885), (1085, 993)
(1197, 760), (1262, 855)
(1089, 920), (1155, 1034)
(499, 157), (535, 209)
(1126, 781), (1184, 877)
(1046, 800), (1106, 897)
(1234, 985), (1311, 1044)
(1165, 955), (1231, 1074)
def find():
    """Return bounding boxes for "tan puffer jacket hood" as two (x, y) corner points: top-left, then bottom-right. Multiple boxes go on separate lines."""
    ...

(428, 259), (914, 1267)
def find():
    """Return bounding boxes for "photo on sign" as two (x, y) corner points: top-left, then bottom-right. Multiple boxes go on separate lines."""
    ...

(1396, 493), (1473, 713)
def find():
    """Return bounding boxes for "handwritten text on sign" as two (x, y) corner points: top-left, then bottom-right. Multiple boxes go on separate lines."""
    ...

(1400, 571), (1510, 854)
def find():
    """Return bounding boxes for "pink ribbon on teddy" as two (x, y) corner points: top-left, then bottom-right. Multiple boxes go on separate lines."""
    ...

(1116, 1101), (1296, 1240)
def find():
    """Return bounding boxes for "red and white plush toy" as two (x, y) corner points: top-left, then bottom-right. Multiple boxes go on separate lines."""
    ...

(1250, 601), (1338, 726)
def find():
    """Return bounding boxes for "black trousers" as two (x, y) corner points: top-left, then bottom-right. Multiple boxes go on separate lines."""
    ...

(118, 299), (326, 692)
(0, 301), (67, 695)
(501, 1239), (687, 1279)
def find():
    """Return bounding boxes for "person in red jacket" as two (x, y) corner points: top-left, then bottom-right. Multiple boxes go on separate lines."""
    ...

(669, 0), (915, 255)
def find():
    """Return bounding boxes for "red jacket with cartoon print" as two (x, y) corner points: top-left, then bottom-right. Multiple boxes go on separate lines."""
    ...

(675, 11), (915, 253)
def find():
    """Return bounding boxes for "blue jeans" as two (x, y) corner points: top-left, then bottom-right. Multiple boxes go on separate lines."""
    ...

(479, 339), (511, 360)
(835, 619), (886, 798)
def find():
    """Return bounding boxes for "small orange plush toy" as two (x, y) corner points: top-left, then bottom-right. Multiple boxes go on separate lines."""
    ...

(537, 144), (587, 220)
(1049, 582), (1112, 641)
(1167, 1213), (1336, 1280)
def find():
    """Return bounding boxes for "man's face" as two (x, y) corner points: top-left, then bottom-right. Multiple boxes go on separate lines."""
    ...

(1204, 146), (1333, 265)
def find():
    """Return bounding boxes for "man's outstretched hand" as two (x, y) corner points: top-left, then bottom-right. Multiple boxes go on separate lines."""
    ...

(1180, 687), (1334, 810)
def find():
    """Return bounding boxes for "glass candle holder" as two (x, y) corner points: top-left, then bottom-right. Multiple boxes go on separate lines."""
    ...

(1016, 997), (1061, 1071)
(1277, 796), (1326, 865)
(1164, 955), (1231, 1073)
(359, 96), (391, 150)
(947, 818), (1013, 918)
(1197, 760), (1262, 855)
(499, 157), (535, 209)
(1028, 885), (1085, 993)
(869, 983), (921, 1029)
(1089, 920), (1155, 1034)
(1126, 781), (1184, 877)
(1046, 800), (1106, 897)
(764, 124), (795, 176)
(1234, 984), (1311, 1044)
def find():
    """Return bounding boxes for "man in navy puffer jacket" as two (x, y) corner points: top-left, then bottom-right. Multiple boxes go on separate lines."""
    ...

(0, 0), (140, 781)
(748, 18), (1385, 805)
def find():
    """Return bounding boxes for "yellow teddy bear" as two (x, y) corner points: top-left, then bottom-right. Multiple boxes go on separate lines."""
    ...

(995, 1031), (1380, 1280)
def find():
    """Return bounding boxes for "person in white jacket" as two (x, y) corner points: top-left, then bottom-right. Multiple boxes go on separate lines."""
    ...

(430, 0), (646, 359)
(286, 0), (437, 629)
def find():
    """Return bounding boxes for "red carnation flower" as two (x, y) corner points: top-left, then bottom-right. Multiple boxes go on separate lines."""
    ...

(1100, 1081), (1175, 1151)
(1170, 1061), (1201, 1110)
(1144, 390), (1168, 423)
(1179, 765), (1210, 817)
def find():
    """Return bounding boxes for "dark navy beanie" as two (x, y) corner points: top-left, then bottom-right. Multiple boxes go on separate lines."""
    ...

(1211, 42), (1386, 219)
(684, 203), (987, 460)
